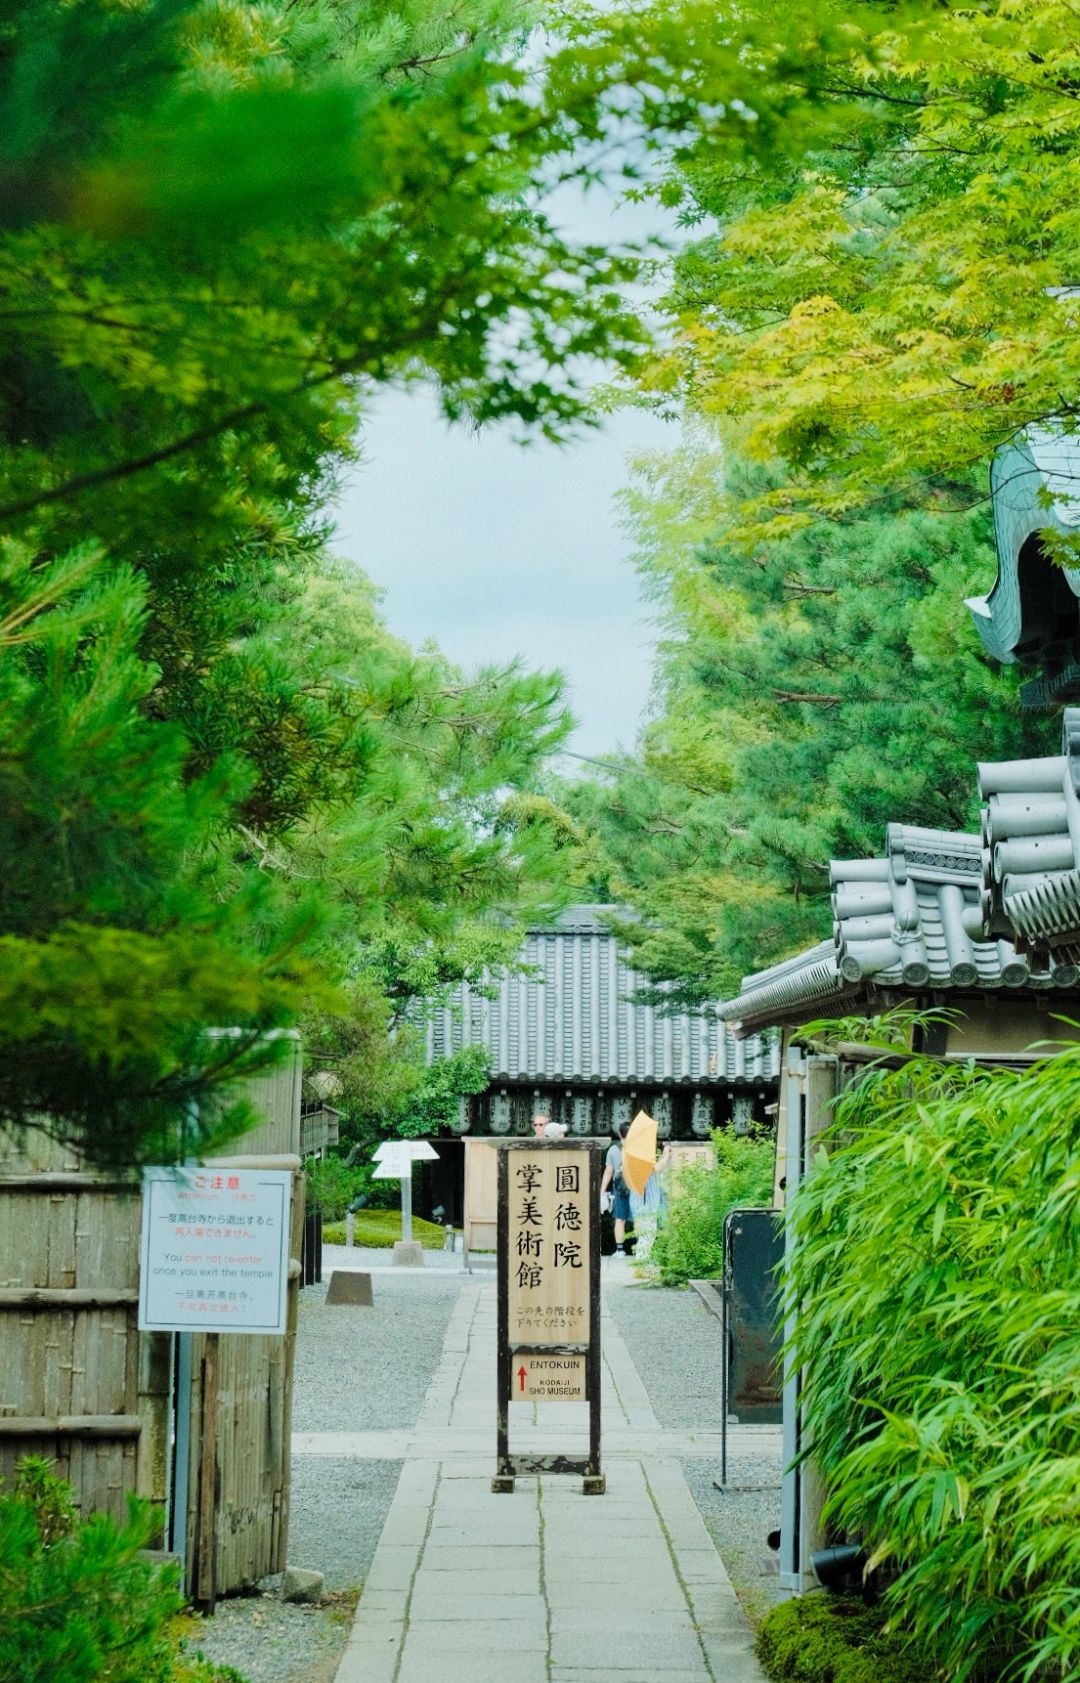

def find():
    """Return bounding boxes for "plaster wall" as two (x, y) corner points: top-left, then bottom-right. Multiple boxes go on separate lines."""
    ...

(944, 999), (1080, 1056)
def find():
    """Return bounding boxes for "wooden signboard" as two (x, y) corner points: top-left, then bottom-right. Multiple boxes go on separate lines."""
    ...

(493, 1139), (603, 1494)
(462, 1137), (499, 1267)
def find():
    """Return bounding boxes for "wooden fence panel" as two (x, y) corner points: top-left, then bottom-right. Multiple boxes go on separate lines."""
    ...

(0, 1046), (303, 1592)
(0, 1167), (170, 1535)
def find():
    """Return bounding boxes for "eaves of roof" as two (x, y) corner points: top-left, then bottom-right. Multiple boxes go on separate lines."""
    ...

(720, 821), (1080, 1036)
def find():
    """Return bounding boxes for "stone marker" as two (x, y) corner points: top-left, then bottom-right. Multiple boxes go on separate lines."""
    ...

(281, 1566), (324, 1603)
(325, 1270), (374, 1306)
(392, 1240), (425, 1267)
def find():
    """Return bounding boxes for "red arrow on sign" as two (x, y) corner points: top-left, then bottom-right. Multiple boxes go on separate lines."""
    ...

(517, 1365), (527, 1392)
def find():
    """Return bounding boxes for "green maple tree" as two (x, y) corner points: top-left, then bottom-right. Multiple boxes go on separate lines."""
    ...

(645, 0), (1080, 540)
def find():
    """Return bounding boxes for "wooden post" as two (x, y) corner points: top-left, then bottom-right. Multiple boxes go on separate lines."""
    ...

(401, 1172), (413, 1244)
(797, 1057), (837, 1585)
(584, 1143), (603, 1494)
(270, 1169), (305, 1572)
(494, 1145), (510, 1490)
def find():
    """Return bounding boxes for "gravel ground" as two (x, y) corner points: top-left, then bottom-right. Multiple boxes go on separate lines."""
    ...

(682, 1457), (784, 1625)
(183, 1594), (352, 1683)
(289, 1458), (403, 1590)
(608, 1283), (783, 1623)
(292, 1262), (463, 1432)
(188, 1256), (465, 1683)
(607, 1282), (726, 1430)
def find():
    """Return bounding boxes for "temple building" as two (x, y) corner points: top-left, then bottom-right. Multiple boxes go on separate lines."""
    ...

(425, 905), (779, 1139)
(728, 421), (1080, 1597)
(723, 421), (1080, 1051)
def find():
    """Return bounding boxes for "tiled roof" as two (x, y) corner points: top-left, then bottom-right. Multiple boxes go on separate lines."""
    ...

(721, 824), (1079, 1035)
(425, 906), (779, 1085)
(716, 941), (847, 1031)
(834, 826), (992, 989)
(979, 709), (1080, 960)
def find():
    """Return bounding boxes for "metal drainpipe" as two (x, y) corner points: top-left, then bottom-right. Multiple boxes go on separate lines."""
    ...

(778, 1043), (805, 1596)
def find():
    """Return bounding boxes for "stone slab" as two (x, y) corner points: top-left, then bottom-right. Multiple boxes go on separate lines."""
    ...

(398, 1652), (548, 1683)
(400, 1621), (549, 1654)
(553, 1673), (718, 1683)
(325, 1269), (373, 1306)
(550, 1630), (706, 1672)
(418, 1543), (540, 1571)
(360, 1545), (422, 1592)
(405, 1567), (540, 1599)
(407, 1594), (547, 1623)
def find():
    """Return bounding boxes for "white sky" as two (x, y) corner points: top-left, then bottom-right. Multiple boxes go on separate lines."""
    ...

(332, 183), (679, 761)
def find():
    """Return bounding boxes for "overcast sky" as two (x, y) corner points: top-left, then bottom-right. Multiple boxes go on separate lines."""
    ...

(332, 182), (680, 762)
(333, 394), (673, 760)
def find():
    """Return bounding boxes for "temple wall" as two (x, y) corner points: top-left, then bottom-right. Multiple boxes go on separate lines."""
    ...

(944, 1000), (1080, 1056)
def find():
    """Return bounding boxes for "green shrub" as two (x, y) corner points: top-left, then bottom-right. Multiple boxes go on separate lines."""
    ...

(0, 1458), (243, 1683)
(322, 1209), (446, 1249)
(756, 1595), (928, 1683)
(647, 1131), (774, 1285)
(305, 1154), (374, 1220)
(788, 1028), (1080, 1682)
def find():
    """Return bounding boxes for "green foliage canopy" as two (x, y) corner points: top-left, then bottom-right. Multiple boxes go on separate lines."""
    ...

(5, 0), (753, 1162)
(649, 0), (1080, 539)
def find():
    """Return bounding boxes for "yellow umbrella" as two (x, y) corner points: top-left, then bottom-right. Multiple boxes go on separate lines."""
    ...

(622, 1109), (658, 1197)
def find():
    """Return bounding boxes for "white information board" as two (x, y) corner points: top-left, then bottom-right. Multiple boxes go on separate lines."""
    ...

(371, 1142), (416, 1179)
(138, 1166), (291, 1335)
(371, 1139), (439, 1179)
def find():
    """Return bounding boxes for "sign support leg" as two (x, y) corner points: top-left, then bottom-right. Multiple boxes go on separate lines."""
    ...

(584, 1144), (605, 1494)
(493, 1145), (514, 1492)
(169, 1330), (193, 1565)
(400, 1172), (412, 1244)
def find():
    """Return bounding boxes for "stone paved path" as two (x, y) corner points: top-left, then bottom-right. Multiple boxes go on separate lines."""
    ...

(295, 1268), (771, 1683)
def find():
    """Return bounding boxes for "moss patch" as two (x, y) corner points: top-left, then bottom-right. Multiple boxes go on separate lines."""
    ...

(322, 1210), (446, 1249)
(756, 1596), (930, 1683)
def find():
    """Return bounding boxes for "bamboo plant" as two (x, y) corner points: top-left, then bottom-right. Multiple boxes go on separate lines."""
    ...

(787, 1018), (1080, 1681)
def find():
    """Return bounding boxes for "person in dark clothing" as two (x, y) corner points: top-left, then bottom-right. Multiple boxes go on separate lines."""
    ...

(599, 1119), (631, 1255)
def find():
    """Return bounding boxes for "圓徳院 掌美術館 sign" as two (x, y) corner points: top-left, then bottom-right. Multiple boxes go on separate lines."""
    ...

(138, 1165), (292, 1335)
(495, 1140), (604, 1493)
(508, 1149), (591, 1347)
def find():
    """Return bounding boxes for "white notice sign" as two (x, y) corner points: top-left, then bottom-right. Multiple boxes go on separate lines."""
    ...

(138, 1166), (291, 1334)
(371, 1142), (416, 1180)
